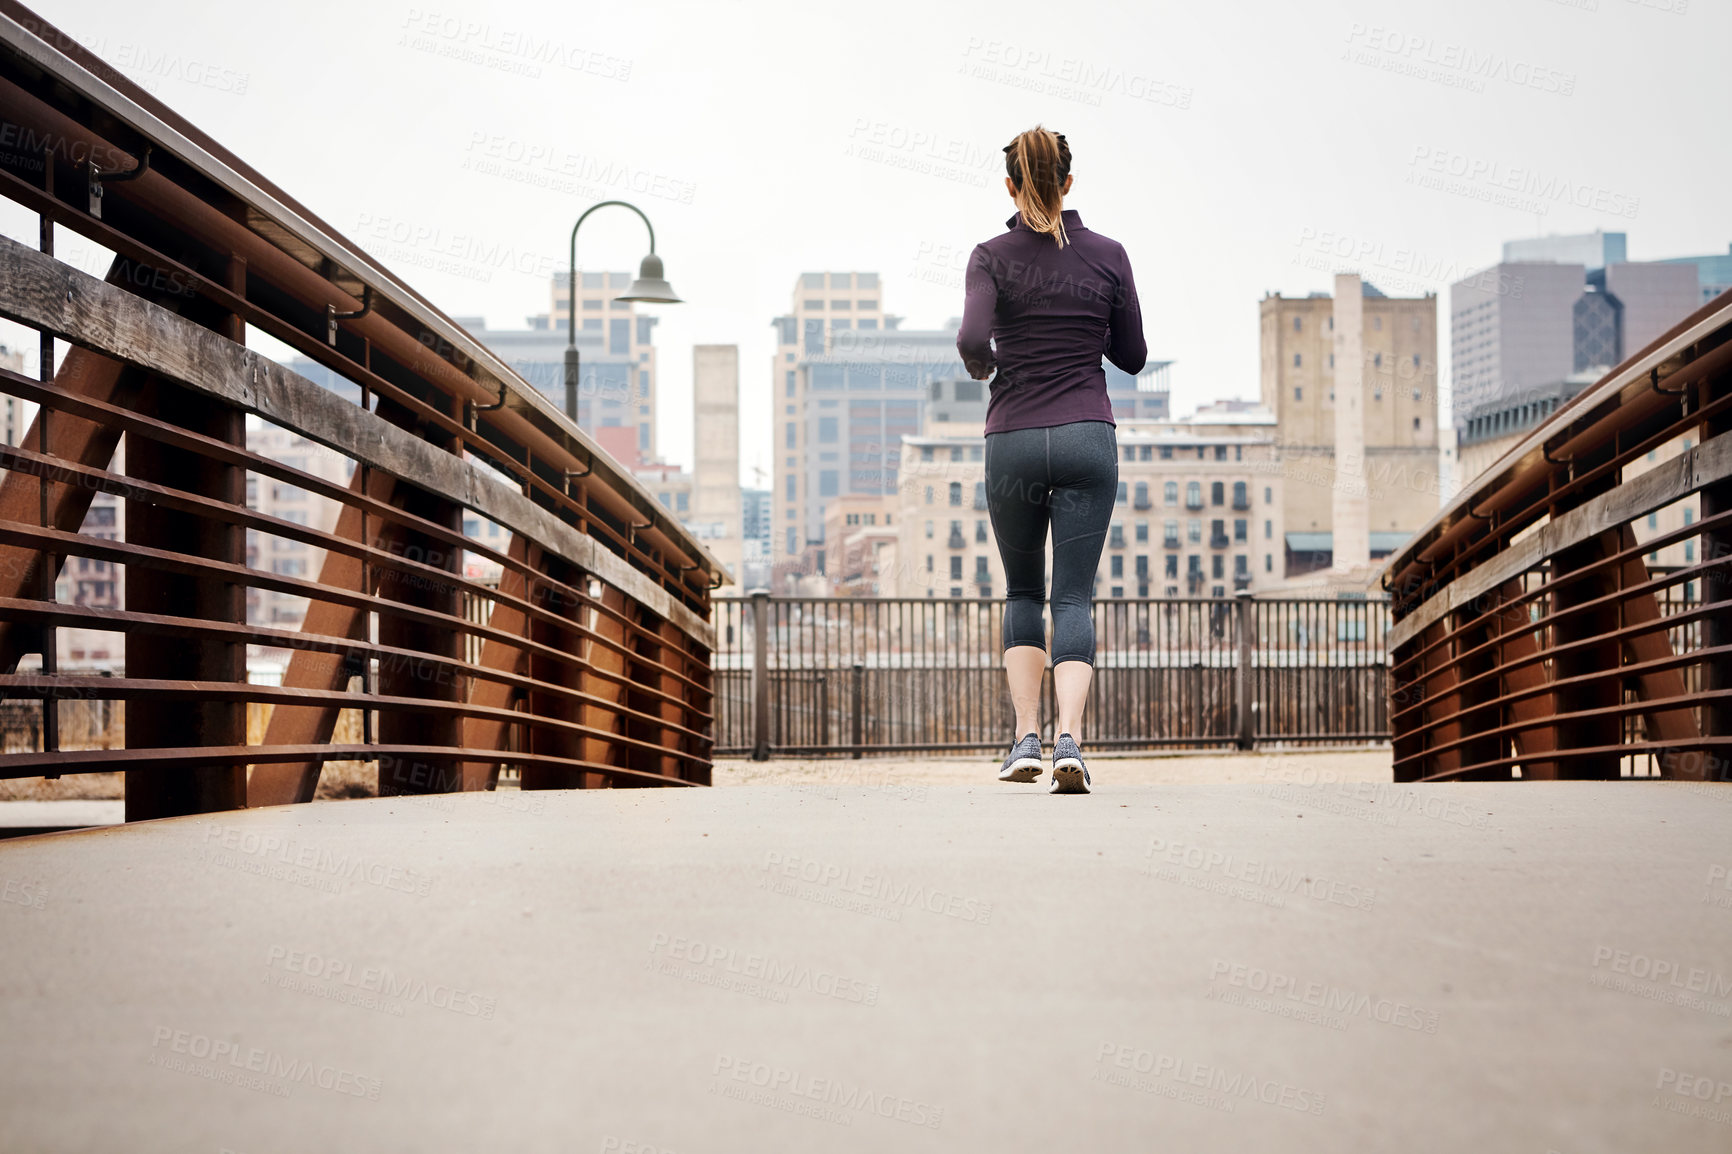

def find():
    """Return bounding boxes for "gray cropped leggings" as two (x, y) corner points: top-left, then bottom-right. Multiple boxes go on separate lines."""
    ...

(983, 420), (1118, 665)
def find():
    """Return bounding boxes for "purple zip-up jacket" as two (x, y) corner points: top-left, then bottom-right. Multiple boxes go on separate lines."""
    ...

(957, 208), (1147, 435)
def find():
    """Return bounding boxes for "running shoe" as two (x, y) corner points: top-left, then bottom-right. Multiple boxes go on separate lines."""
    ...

(997, 732), (1044, 783)
(1050, 733), (1091, 794)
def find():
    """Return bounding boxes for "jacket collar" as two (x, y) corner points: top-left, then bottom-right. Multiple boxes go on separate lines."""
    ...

(1005, 208), (1085, 233)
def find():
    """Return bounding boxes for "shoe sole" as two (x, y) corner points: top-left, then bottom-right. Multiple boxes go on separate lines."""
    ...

(998, 758), (1043, 783)
(1050, 758), (1090, 794)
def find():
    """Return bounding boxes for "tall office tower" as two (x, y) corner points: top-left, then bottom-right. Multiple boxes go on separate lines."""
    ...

(769, 272), (1169, 588)
(1259, 283), (1441, 578)
(768, 272), (888, 585)
(1450, 232), (1700, 434)
(692, 345), (743, 590)
(550, 270), (661, 463)
(740, 488), (772, 589)
(447, 272), (660, 468)
(1331, 274), (1369, 572)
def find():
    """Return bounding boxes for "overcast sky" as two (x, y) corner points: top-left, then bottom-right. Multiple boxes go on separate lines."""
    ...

(31, 0), (1730, 486)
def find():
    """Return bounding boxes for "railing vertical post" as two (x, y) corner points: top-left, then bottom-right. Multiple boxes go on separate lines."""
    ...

(750, 589), (770, 761)
(1234, 592), (1254, 750)
(1702, 381), (1732, 781)
(852, 660), (865, 759)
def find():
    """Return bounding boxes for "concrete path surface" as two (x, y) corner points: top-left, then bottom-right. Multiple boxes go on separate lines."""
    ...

(1, 780), (1728, 1153)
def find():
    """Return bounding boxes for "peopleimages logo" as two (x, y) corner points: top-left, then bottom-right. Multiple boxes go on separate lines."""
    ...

(758, 851), (992, 924)
(647, 933), (881, 1006)
(1145, 837), (1378, 911)
(264, 946), (497, 1018)
(1094, 1043), (1326, 1116)
(149, 1027), (383, 1101)
(711, 1056), (943, 1129)
(1406, 146), (1641, 220)
(1207, 959), (1441, 1034)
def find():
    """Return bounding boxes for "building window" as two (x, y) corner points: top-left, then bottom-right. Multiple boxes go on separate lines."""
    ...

(819, 470), (838, 497)
(1136, 522), (1149, 543)
(1186, 481), (1202, 508)
(1264, 519), (1272, 540)
(950, 556), (963, 580)
(786, 529), (798, 555)
(1294, 387), (1302, 401)
(1211, 481), (1224, 506)
(1111, 555), (1124, 578)
(1165, 554), (1178, 579)
(1413, 417), (1421, 430)
(785, 371), (796, 397)
(1265, 554), (1273, 572)
(1187, 519), (1202, 543)
(926, 519), (934, 538)
(1117, 481), (1128, 503)
(1234, 519), (1247, 542)
(818, 417), (838, 443)
(1159, 446), (1173, 460)
(1164, 520), (1178, 543)
(974, 482), (987, 509)
(1293, 316), (1301, 331)
(785, 475), (796, 500)
(949, 482), (962, 507)
(924, 486), (934, 505)
(1293, 353), (1302, 367)
(976, 520), (988, 543)
(785, 423), (796, 449)
(1212, 555), (1225, 580)
(1164, 481), (1178, 505)
(1264, 486), (1272, 504)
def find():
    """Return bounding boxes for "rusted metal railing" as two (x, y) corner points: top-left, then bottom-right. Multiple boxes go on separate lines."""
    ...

(0, 5), (719, 817)
(1384, 288), (1732, 782)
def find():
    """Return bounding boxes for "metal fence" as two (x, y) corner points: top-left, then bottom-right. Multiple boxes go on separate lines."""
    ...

(712, 593), (1391, 757)
(1385, 285), (1732, 782)
(0, 10), (720, 818)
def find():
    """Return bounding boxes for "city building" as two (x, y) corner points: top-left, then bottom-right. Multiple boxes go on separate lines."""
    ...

(770, 271), (1170, 589)
(1, 343), (24, 446)
(822, 493), (900, 596)
(1455, 369), (1596, 486)
(740, 487), (772, 589)
(1259, 276), (1442, 578)
(452, 270), (660, 466)
(1661, 242), (1732, 308)
(244, 421), (353, 631)
(691, 345), (743, 591)
(1450, 231), (1700, 430)
(888, 402), (1282, 600)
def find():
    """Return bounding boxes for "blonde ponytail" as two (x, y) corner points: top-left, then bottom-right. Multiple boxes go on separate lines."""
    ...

(1004, 126), (1071, 248)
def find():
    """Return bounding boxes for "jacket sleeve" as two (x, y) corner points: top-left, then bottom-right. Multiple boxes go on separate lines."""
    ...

(1105, 245), (1148, 376)
(956, 244), (998, 380)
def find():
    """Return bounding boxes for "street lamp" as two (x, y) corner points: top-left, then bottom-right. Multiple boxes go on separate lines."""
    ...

(564, 200), (682, 422)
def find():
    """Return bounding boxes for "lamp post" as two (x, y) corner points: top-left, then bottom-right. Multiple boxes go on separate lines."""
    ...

(564, 200), (682, 422)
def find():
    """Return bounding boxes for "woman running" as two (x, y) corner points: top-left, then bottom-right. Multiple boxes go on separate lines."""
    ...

(956, 126), (1147, 795)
